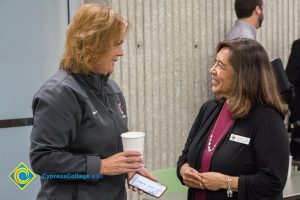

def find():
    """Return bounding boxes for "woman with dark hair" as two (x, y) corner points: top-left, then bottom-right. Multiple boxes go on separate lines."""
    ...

(177, 39), (289, 200)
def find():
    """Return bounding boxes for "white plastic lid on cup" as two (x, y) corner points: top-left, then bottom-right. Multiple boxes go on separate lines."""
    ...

(121, 132), (145, 154)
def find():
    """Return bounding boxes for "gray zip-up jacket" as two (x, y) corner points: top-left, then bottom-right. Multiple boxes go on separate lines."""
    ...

(30, 69), (128, 200)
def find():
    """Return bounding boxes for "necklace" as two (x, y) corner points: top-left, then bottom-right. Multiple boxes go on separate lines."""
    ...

(207, 105), (234, 152)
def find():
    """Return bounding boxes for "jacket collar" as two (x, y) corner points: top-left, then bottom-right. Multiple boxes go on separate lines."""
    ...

(77, 73), (110, 90)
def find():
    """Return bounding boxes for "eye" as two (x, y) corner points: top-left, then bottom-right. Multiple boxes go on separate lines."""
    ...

(116, 40), (123, 46)
(214, 59), (219, 66)
(215, 61), (224, 69)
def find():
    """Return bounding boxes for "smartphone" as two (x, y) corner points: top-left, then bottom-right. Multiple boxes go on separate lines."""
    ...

(128, 173), (167, 198)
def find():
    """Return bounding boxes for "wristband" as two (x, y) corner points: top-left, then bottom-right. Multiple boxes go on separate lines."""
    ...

(226, 176), (233, 198)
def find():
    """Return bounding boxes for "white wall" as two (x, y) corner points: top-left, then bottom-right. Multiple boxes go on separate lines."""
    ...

(0, 0), (79, 199)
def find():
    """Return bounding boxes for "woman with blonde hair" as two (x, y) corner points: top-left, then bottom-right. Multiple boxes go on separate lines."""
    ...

(177, 39), (289, 200)
(30, 4), (152, 200)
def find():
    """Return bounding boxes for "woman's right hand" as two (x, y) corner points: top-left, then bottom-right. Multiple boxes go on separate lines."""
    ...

(100, 151), (143, 175)
(180, 163), (203, 189)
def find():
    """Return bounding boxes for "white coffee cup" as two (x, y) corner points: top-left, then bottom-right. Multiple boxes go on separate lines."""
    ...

(121, 131), (145, 155)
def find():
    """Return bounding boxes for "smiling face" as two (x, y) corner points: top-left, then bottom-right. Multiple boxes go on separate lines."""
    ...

(210, 47), (235, 99)
(93, 39), (124, 75)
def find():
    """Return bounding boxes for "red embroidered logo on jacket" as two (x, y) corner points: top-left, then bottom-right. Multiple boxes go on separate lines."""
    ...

(118, 103), (127, 118)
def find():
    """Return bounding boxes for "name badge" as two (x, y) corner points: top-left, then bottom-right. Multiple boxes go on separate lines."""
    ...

(229, 134), (250, 145)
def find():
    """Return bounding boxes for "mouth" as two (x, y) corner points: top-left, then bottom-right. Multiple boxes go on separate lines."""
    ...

(211, 77), (219, 85)
(111, 60), (117, 66)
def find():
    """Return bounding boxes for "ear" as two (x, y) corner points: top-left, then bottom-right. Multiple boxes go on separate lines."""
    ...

(254, 5), (262, 16)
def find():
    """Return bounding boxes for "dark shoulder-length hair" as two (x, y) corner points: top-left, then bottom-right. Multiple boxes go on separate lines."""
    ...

(60, 4), (130, 75)
(217, 39), (287, 118)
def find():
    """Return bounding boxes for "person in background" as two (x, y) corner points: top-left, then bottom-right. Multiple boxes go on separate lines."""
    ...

(225, 0), (264, 40)
(226, 0), (293, 108)
(177, 39), (289, 200)
(30, 4), (153, 200)
(286, 39), (300, 161)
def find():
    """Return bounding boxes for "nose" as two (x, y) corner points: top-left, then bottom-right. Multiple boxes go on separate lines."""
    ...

(210, 62), (217, 73)
(117, 46), (124, 56)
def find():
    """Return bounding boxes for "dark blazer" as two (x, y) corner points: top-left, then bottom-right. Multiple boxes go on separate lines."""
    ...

(286, 39), (300, 159)
(177, 100), (289, 200)
(286, 39), (300, 121)
(286, 39), (300, 87)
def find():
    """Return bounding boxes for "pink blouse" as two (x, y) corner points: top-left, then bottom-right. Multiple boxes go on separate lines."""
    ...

(195, 103), (234, 200)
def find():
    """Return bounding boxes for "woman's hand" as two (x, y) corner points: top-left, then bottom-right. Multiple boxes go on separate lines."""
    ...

(200, 172), (238, 192)
(127, 167), (157, 182)
(180, 163), (203, 189)
(200, 172), (228, 191)
(127, 167), (158, 195)
(100, 151), (143, 175)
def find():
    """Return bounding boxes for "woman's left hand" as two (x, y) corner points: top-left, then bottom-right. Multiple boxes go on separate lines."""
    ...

(200, 172), (227, 191)
(127, 168), (157, 195)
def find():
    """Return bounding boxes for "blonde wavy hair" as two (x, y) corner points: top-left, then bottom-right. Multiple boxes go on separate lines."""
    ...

(217, 39), (288, 118)
(60, 4), (130, 74)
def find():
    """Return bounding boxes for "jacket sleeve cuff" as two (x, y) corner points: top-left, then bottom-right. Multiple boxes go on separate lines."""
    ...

(87, 155), (102, 180)
(237, 175), (246, 200)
